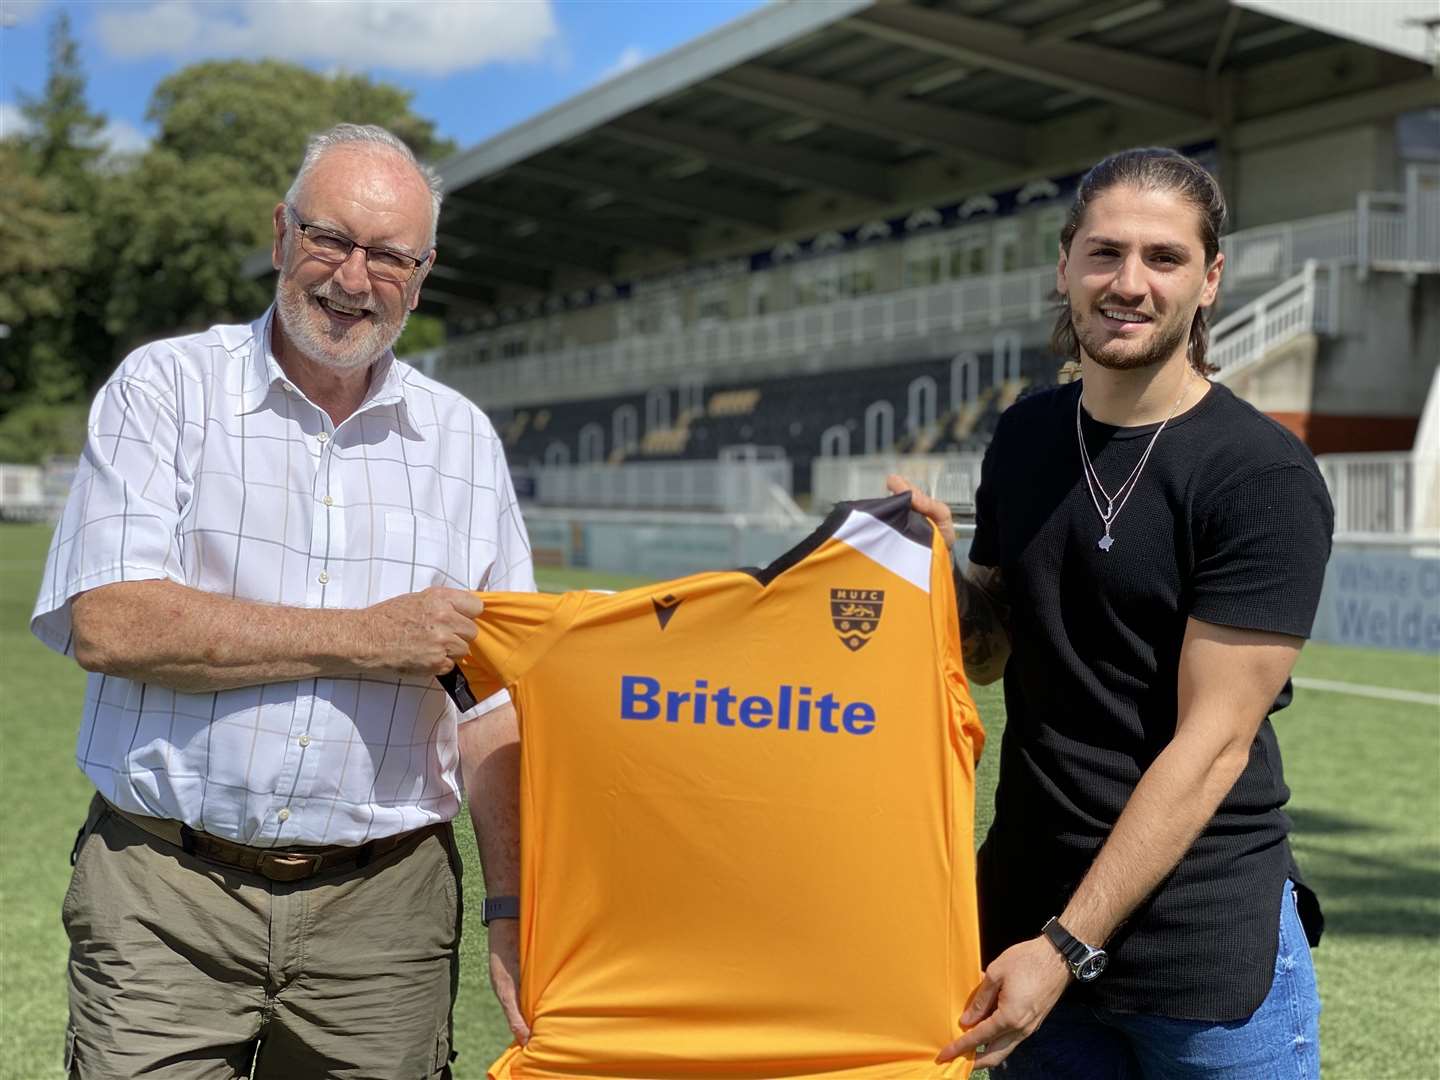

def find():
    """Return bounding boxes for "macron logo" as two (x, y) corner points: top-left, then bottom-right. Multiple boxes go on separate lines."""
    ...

(652, 593), (682, 630)
(619, 675), (876, 736)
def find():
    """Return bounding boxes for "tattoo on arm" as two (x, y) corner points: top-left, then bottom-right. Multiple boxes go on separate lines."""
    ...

(955, 561), (1011, 685)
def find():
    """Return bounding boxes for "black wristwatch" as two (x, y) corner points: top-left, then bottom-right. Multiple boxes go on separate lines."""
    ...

(481, 895), (520, 927)
(1041, 916), (1108, 982)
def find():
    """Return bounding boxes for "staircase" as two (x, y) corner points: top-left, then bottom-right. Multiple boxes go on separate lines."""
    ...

(1209, 261), (1336, 382)
(1210, 163), (1440, 384)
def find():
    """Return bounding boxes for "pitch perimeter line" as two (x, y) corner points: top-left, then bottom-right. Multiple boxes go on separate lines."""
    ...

(1293, 677), (1440, 708)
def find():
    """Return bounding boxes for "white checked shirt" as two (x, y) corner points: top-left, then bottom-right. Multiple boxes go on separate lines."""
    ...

(31, 308), (534, 847)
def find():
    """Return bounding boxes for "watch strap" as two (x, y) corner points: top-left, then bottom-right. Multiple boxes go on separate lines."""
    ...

(1042, 916), (1089, 967)
(1042, 915), (1109, 983)
(481, 895), (520, 926)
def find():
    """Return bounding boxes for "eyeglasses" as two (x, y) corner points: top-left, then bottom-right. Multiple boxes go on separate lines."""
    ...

(286, 208), (430, 284)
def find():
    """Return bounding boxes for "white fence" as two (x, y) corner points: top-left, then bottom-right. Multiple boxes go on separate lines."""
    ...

(532, 459), (793, 514)
(527, 449), (1435, 539)
(811, 453), (983, 512)
(1220, 165), (1440, 287)
(0, 461), (72, 522)
(435, 267), (1057, 409)
(1316, 453), (1433, 538)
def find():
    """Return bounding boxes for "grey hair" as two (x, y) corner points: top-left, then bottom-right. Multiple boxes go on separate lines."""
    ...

(284, 123), (443, 248)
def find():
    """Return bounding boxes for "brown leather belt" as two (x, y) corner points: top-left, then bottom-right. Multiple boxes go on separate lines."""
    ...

(104, 800), (442, 883)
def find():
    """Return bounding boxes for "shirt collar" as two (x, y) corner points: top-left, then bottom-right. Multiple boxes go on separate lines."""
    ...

(236, 305), (416, 431)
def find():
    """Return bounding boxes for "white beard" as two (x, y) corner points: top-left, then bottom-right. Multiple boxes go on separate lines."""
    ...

(275, 277), (409, 372)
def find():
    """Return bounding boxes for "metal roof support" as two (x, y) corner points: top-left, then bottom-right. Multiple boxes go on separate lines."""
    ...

(1207, 7), (1244, 78)
(1025, 0), (1170, 44)
(428, 260), (551, 294)
(708, 66), (1031, 167)
(870, 60), (968, 100)
(509, 159), (782, 231)
(607, 114), (894, 204)
(846, 5), (1210, 119)
(444, 192), (692, 255)
(436, 232), (614, 277)
(416, 293), (494, 318)
(1231, 75), (1440, 150)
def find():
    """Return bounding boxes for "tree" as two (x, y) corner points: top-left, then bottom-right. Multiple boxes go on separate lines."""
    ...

(0, 13), (109, 461)
(0, 143), (92, 409)
(0, 41), (458, 464)
(146, 61), (454, 195)
(16, 11), (104, 193)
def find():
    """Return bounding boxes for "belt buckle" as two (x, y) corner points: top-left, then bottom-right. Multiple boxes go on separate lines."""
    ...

(257, 851), (324, 883)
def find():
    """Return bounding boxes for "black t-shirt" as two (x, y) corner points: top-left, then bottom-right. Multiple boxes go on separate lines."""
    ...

(969, 379), (1333, 1022)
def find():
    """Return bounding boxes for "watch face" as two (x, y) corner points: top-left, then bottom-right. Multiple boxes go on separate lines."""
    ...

(1077, 953), (1108, 982)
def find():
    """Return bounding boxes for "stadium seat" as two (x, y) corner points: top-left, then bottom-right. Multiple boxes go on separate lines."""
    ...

(502, 346), (1062, 496)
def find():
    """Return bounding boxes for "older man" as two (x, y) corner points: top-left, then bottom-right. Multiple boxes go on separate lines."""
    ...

(33, 124), (531, 1079)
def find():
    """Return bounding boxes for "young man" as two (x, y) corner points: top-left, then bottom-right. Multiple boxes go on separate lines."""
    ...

(34, 124), (532, 1077)
(895, 147), (1332, 1078)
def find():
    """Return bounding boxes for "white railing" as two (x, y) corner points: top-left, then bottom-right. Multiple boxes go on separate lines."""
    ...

(1208, 260), (1336, 380)
(1220, 210), (1359, 287)
(532, 459), (793, 514)
(1220, 165), (1440, 288)
(435, 266), (1056, 407)
(1316, 453), (1427, 537)
(811, 453), (984, 512)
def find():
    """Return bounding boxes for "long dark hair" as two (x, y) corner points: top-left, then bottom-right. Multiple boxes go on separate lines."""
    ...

(1049, 148), (1227, 376)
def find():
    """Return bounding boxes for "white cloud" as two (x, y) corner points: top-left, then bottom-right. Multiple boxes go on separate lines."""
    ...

(97, 117), (150, 156)
(0, 0), (48, 29)
(0, 99), (148, 158)
(0, 102), (32, 140)
(94, 0), (559, 77)
(596, 44), (646, 84)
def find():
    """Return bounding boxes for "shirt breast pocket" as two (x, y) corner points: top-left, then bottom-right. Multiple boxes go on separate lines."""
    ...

(382, 511), (455, 594)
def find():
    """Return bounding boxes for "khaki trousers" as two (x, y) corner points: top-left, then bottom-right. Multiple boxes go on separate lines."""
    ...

(63, 796), (462, 1080)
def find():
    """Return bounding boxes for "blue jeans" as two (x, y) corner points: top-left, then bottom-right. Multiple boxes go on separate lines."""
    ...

(998, 881), (1321, 1080)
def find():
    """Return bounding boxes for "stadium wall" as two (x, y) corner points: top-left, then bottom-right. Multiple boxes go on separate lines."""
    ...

(1311, 540), (1440, 654)
(525, 508), (815, 581)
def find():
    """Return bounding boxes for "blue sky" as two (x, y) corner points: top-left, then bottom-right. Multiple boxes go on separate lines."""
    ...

(0, 0), (769, 156)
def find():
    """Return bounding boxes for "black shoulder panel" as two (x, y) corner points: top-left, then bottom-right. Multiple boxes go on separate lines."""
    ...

(741, 491), (930, 587)
(841, 491), (934, 549)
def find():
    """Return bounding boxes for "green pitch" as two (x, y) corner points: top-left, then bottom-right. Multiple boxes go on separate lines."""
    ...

(2, 523), (1436, 1078)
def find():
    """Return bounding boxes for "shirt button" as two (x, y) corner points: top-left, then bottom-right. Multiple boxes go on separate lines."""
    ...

(322, 495), (333, 507)
(317, 432), (329, 444)
(277, 808), (291, 822)
(317, 571), (330, 584)
(298, 734), (311, 747)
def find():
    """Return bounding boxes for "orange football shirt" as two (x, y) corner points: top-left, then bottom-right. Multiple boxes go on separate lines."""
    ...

(449, 493), (985, 1079)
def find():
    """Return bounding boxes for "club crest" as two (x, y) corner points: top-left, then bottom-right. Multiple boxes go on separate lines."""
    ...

(830, 588), (884, 651)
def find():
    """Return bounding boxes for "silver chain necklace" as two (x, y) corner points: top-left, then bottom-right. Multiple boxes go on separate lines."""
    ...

(1075, 378), (1190, 552)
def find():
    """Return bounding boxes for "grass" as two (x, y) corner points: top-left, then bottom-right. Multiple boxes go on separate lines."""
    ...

(2, 521), (1437, 1078)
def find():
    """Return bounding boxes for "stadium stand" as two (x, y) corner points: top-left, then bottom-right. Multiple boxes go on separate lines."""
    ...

(268, 0), (1432, 536)
(492, 345), (1057, 500)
